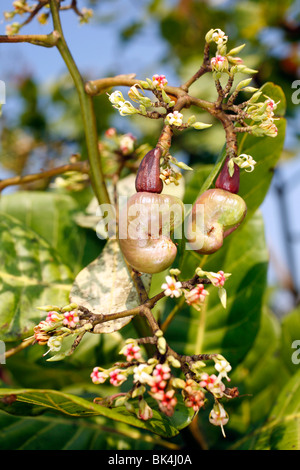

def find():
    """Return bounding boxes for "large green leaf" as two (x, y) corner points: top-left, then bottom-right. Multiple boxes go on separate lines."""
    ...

(0, 388), (194, 439)
(237, 118), (286, 218)
(0, 411), (175, 450)
(224, 309), (287, 436)
(166, 211), (268, 368)
(0, 213), (73, 341)
(232, 369), (300, 450)
(0, 191), (103, 273)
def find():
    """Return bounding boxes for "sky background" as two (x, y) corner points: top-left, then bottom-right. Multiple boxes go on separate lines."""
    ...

(0, 0), (299, 314)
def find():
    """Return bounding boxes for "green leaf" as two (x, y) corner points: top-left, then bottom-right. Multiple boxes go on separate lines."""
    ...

(0, 213), (73, 341)
(233, 369), (300, 450)
(0, 388), (194, 439)
(0, 191), (103, 273)
(167, 211), (268, 368)
(238, 118), (286, 218)
(225, 309), (287, 436)
(0, 410), (172, 450)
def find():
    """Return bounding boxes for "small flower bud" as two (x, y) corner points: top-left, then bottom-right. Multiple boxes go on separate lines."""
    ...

(157, 337), (167, 355)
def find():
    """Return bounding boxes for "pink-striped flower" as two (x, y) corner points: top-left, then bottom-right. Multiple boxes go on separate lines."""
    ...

(154, 389), (177, 416)
(46, 311), (62, 324)
(120, 343), (142, 362)
(152, 74), (168, 89)
(183, 379), (205, 412)
(211, 55), (228, 72)
(199, 373), (225, 398)
(185, 284), (209, 310)
(105, 127), (117, 138)
(33, 321), (51, 345)
(109, 369), (127, 386)
(185, 390), (205, 412)
(150, 364), (171, 393)
(90, 367), (108, 384)
(209, 270), (226, 287)
(63, 310), (80, 328)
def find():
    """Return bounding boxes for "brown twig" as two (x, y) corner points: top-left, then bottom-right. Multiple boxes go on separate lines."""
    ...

(0, 160), (90, 192)
(181, 42), (211, 91)
(0, 31), (60, 47)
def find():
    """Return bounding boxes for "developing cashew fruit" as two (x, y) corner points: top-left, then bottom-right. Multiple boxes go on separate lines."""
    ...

(135, 147), (163, 194)
(215, 156), (240, 194)
(119, 192), (184, 274)
(186, 188), (247, 254)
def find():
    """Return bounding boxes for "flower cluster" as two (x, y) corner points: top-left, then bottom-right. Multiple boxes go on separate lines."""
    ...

(184, 284), (209, 311)
(152, 74), (168, 89)
(160, 268), (231, 310)
(160, 166), (182, 186)
(195, 268), (231, 309)
(246, 95), (280, 138)
(108, 91), (139, 116)
(90, 339), (235, 437)
(119, 341), (143, 362)
(97, 128), (148, 178)
(165, 110), (183, 127)
(4, 1), (93, 34)
(29, 303), (85, 359)
(211, 55), (229, 73)
(51, 171), (90, 192)
(205, 27), (258, 80)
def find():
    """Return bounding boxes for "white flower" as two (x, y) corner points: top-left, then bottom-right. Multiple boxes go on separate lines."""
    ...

(209, 402), (229, 437)
(213, 355), (232, 382)
(231, 154), (257, 173)
(165, 111), (183, 127)
(211, 29), (228, 45)
(259, 119), (278, 137)
(108, 90), (138, 116)
(133, 364), (154, 386)
(108, 90), (125, 105)
(47, 336), (62, 352)
(161, 276), (183, 298)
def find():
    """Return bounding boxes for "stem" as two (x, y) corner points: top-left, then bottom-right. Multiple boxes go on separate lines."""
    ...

(5, 337), (34, 359)
(0, 31), (60, 47)
(49, 0), (110, 206)
(181, 43), (211, 91)
(0, 161), (89, 192)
